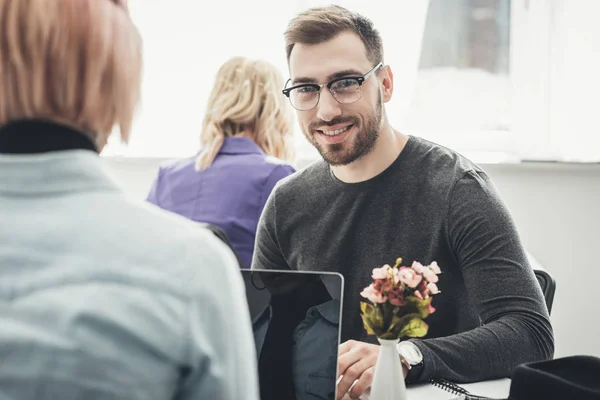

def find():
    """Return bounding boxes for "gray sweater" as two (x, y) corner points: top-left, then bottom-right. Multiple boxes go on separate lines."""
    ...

(252, 135), (554, 383)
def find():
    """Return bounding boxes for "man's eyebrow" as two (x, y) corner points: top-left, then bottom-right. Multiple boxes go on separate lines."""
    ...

(291, 77), (318, 85)
(291, 69), (365, 86)
(326, 69), (364, 81)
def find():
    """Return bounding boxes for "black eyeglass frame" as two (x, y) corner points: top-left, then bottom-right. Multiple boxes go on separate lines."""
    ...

(282, 62), (384, 110)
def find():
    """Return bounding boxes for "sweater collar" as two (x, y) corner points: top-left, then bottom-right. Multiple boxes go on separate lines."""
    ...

(0, 120), (98, 154)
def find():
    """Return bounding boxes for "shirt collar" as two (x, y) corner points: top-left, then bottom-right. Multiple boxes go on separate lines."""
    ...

(312, 299), (341, 325)
(218, 137), (264, 155)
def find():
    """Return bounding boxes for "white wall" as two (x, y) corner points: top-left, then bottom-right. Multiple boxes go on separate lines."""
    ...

(483, 162), (600, 359)
(105, 157), (600, 359)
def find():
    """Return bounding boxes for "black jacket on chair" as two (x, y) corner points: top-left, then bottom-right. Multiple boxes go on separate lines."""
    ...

(508, 355), (600, 400)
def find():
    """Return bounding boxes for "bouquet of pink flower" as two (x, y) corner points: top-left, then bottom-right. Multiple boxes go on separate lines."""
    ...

(360, 257), (442, 340)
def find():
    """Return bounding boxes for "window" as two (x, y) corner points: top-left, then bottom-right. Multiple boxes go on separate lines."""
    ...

(102, 0), (431, 161)
(102, 0), (600, 163)
(401, 0), (515, 162)
(102, 0), (305, 158)
(511, 0), (600, 162)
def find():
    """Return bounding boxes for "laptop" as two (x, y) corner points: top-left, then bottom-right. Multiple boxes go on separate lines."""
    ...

(240, 269), (344, 400)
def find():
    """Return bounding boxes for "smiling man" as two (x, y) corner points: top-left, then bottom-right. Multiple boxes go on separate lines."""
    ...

(251, 5), (554, 400)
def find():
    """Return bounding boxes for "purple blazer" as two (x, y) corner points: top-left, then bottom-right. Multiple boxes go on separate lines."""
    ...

(147, 137), (295, 268)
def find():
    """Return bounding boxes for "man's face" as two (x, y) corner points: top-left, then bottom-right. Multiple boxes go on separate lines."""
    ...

(288, 31), (386, 166)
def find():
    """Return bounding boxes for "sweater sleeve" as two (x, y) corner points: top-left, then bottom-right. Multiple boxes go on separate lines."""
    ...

(408, 170), (554, 383)
(258, 164), (296, 220)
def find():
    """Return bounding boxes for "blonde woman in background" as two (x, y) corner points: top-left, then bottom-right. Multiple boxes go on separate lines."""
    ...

(0, 1), (258, 399)
(147, 56), (296, 268)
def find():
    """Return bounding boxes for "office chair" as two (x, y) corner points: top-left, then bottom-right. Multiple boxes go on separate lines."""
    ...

(199, 222), (244, 268)
(534, 269), (556, 315)
(527, 252), (556, 315)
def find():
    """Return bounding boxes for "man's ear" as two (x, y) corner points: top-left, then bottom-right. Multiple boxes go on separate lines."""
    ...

(380, 65), (394, 103)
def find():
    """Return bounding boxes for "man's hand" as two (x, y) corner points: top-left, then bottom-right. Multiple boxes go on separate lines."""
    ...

(337, 340), (408, 400)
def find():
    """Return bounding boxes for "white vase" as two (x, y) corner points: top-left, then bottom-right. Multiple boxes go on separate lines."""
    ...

(369, 338), (408, 400)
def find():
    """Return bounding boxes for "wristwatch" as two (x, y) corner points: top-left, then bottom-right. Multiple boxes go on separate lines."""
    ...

(397, 341), (423, 370)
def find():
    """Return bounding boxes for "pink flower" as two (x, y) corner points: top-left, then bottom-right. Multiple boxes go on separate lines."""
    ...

(411, 261), (426, 274)
(423, 268), (439, 283)
(428, 303), (436, 314)
(429, 261), (441, 275)
(374, 278), (393, 296)
(372, 264), (392, 280)
(413, 290), (424, 300)
(388, 287), (407, 306)
(360, 284), (388, 304)
(426, 282), (440, 294)
(392, 268), (402, 285)
(398, 267), (422, 288)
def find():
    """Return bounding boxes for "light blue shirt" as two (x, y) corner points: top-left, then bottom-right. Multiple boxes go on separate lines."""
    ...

(0, 150), (259, 400)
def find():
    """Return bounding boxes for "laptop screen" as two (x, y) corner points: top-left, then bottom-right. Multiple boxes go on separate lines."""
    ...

(240, 269), (344, 400)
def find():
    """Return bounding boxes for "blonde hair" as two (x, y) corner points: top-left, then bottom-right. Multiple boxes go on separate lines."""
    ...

(196, 57), (295, 170)
(0, 0), (142, 145)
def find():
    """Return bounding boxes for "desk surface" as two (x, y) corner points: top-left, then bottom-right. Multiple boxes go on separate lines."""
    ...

(344, 378), (511, 400)
(408, 378), (511, 399)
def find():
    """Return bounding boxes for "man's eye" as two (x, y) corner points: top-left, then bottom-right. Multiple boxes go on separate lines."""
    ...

(333, 79), (359, 90)
(296, 86), (318, 94)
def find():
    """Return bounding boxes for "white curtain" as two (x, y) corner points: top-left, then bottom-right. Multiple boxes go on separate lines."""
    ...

(514, 0), (600, 162)
(103, 0), (429, 159)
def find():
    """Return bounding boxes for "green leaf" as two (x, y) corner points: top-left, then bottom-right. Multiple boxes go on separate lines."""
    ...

(404, 296), (433, 319)
(398, 316), (429, 338)
(372, 305), (385, 328)
(361, 300), (432, 339)
(360, 302), (386, 336)
(360, 301), (374, 315)
(387, 313), (421, 334)
(361, 313), (377, 335)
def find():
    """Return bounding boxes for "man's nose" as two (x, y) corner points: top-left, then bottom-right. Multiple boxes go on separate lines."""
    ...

(315, 89), (342, 122)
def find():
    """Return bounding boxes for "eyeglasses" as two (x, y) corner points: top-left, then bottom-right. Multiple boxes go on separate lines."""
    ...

(282, 62), (383, 111)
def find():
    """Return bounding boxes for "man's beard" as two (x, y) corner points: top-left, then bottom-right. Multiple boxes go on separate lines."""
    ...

(305, 94), (383, 166)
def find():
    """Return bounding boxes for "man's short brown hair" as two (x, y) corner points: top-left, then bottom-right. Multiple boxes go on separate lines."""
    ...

(284, 5), (384, 66)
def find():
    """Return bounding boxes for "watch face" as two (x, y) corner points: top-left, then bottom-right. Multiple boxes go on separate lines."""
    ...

(399, 342), (423, 365)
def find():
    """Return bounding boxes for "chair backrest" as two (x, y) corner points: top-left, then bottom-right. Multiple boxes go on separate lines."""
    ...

(534, 269), (556, 315)
(199, 222), (244, 268)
